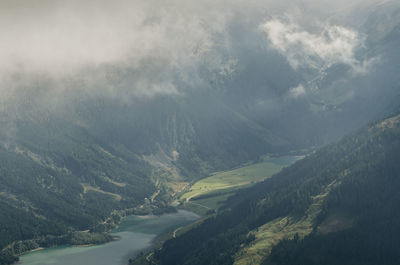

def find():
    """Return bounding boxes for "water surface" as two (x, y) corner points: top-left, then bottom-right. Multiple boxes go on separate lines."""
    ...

(20, 210), (199, 265)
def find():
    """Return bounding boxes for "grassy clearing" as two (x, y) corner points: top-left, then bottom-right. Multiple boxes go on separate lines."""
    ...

(233, 179), (338, 265)
(234, 216), (313, 265)
(81, 184), (122, 201)
(181, 156), (300, 202)
(180, 156), (301, 215)
(101, 176), (127, 187)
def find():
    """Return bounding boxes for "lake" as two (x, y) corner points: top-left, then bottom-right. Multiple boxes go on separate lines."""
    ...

(19, 210), (199, 265)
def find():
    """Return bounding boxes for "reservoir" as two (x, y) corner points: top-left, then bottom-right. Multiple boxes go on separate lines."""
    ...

(20, 210), (199, 265)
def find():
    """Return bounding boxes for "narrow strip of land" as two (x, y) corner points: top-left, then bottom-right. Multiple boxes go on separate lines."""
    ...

(186, 201), (212, 210)
(173, 227), (182, 238)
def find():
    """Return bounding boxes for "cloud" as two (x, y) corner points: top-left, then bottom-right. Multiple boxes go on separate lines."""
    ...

(0, 0), (237, 100)
(0, 0), (384, 105)
(260, 19), (375, 74)
(0, 0), (214, 72)
(289, 84), (306, 97)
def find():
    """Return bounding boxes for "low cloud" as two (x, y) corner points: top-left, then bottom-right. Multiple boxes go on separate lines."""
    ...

(0, 0), (384, 105)
(260, 19), (375, 74)
(0, 0), (235, 100)
(289, 84), (306, 98)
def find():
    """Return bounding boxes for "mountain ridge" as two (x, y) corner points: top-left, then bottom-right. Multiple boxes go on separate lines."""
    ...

(142, 110), (400, 265)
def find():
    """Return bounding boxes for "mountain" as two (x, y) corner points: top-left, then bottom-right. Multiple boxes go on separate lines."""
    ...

(1, 1), (400, 265)
(143, 111), (400, 265)
(0, 89), (296, 264)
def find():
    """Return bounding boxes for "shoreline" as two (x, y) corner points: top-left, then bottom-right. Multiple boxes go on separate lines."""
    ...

(17, 234), (121, 260)
(15, 248), (45, 264)
(26, 247), (44, 253)
(18, 210), (199, 265)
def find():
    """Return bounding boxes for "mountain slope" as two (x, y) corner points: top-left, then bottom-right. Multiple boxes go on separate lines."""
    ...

(143, 111), (400, 265)
(263, 113), (400, 265)
(0, 91), (294, 265)
(0, 116), (157, 264)
(1, 2), (400, 265)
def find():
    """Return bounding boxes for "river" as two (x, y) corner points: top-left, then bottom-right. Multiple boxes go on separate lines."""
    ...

(19, 210), (199, 265)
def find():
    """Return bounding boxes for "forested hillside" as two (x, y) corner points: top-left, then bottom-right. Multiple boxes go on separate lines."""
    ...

(0, 91), (295, 265)
(0, 115), (155, 264)
(1, 1), (400, 265)
(263, 113), (400, 265)
(143, 111), (400, 265)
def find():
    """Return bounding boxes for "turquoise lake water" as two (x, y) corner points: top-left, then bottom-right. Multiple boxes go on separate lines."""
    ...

(19, 210), (199, 265)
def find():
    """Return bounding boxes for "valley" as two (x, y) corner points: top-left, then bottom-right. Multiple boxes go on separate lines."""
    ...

(1, 1), (400, 265)
(180, 156), (302, 215)
(15, 154), (301, 265)
(140, 112), (400, 265)
(0, 152), (301, 265)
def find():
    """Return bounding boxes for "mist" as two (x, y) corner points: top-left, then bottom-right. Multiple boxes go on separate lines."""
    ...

(0, 0), (384, 101)
(0, 0), (396, 148)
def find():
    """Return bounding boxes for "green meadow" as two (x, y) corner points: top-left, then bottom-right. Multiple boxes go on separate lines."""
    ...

(180, 156), (301, 215)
